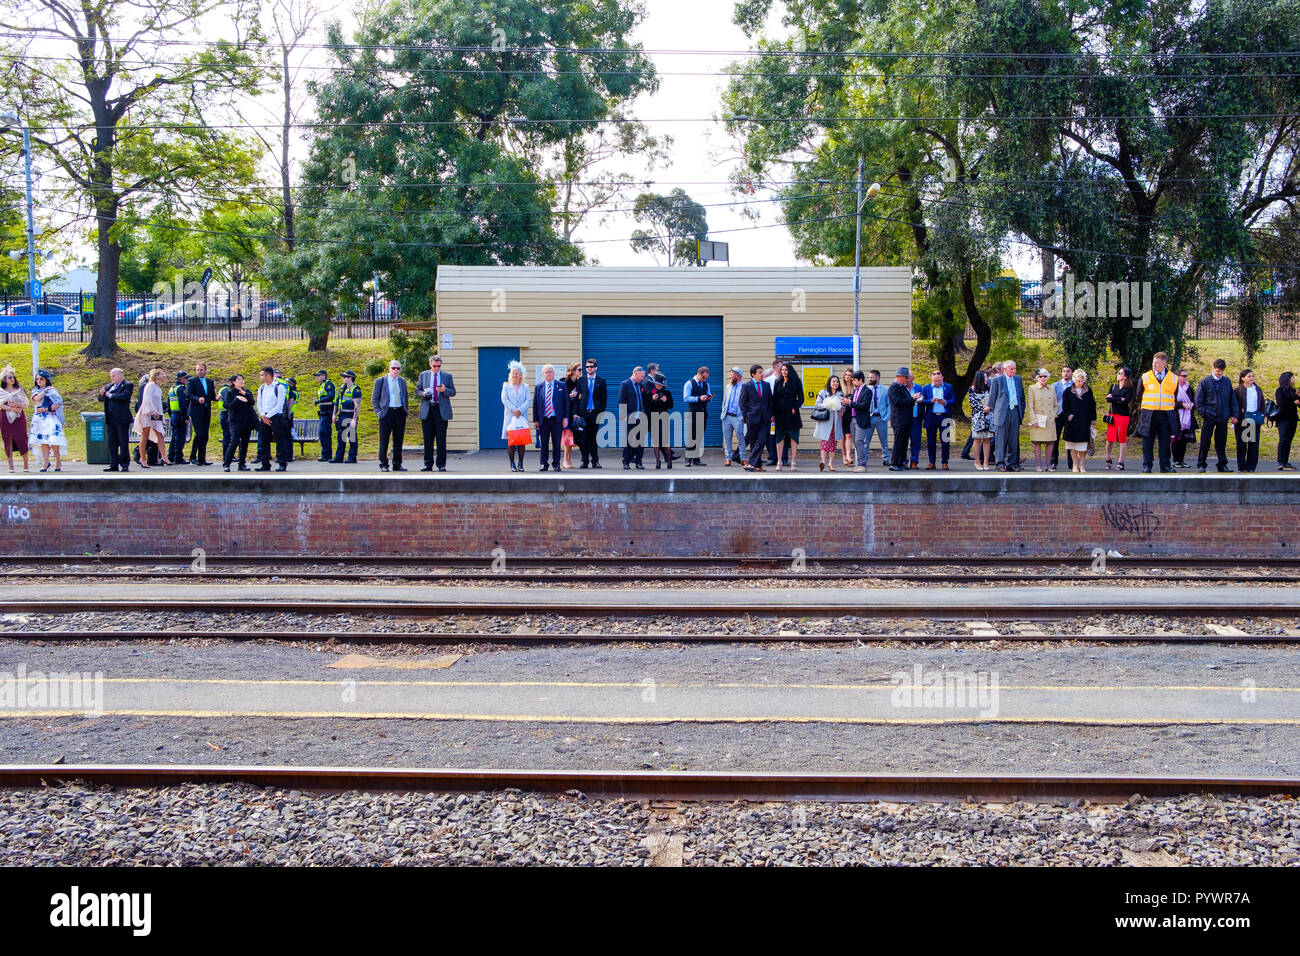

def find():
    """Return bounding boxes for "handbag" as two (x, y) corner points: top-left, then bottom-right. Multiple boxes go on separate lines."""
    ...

(1102, 413), (1115, 425)
(810, 406), (831, 422)
(1265, 399), (1280, 421)
(507, 426), (530, 447)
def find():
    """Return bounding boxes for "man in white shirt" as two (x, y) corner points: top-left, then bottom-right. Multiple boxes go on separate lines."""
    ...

(255, 366), (290, 471)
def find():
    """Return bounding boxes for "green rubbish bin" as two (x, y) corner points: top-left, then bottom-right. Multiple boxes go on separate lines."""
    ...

(81, 411), (109, 465)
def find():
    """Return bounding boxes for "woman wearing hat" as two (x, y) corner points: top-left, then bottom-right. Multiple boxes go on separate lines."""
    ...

(134, 367), (170, 468)
(29, 369), (67, 472)
(0, 364), (31, 472)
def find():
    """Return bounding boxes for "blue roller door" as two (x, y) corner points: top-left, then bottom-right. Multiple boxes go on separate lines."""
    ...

(582, 315), (724, 448)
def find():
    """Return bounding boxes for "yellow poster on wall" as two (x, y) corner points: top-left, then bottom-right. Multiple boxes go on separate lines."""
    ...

(802, 365), (831, 405)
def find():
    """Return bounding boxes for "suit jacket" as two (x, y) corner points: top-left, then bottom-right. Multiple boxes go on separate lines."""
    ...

(618, 378), (649, 419)
(1195, 374), (1238, 424)
(847, 383), (874, 424)
(187, 376), (216, 419)
(575, 374), (607, 416)
(417, 369), (455, 421)
(533, 379), (569, 423)
(738, 378), (773, 427)
(371, 374), (409, 416)
(988, 374), (1026, 428)
(100, 379), (134, 425)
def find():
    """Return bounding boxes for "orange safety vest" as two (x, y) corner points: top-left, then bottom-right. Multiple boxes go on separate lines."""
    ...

(1140, 369), (1178, 411)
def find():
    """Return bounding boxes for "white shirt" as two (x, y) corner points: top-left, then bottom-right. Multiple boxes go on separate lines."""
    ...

(1246, 387), (1259, 413)
(257, 382), (285, 417)
(386, 374), (401, 408)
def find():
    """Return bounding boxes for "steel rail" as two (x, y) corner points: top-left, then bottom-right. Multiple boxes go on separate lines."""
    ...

(2, 597), (1299, 620)
(1, 764), (1296, 802)
(1, 629), (1296, 644)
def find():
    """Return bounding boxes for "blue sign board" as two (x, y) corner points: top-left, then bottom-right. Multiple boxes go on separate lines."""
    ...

(774, 336), (856, 359)
(0, 314), (80, 334)
(28, 279), (41, 299)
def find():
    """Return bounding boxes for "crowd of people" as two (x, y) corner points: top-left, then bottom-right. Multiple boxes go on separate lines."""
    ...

(5, 350), (1296, 475)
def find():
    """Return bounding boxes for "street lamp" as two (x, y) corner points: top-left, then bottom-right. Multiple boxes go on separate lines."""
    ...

(852, 157), (882, 369)
(1, 110), (41, 379)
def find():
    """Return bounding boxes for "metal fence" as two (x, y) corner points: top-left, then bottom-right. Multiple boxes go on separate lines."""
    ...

(0, 290), (404, 344)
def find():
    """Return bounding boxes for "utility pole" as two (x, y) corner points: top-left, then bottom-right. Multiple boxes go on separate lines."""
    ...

(853, 157), (862, 369)
(2, 112), (40, 378)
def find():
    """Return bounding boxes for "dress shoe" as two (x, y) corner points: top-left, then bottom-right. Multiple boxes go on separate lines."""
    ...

(889, 465), (906, 471)
(102, 467), (119, 472)
(941, 463), (949, 470)
(1196, 464), (1207, 473)
(238, 464), (250, 471)
(635, 463), (645, 470)
(579, 463), (589, 469)
(420, 465), (433, 472)
(925, 464), (936, 470)
(624, 463), (631, 470)
(540, 464), (550, 471)
(1217, 465), (1233, 473)
(257, 465), (272, 471)
(909, 462), (918, 470)
(379, 463), (389, 471)
(695, 460), (707, 466)
(277, 464), (288, 471)
(394, 465), (407, 471)
(438, 466), (446, 472)
(592, 462), (602, 469)
(223, 465), (231, 472)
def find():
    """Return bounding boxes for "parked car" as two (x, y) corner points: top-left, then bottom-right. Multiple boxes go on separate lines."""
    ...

(5, 300), (79, 316)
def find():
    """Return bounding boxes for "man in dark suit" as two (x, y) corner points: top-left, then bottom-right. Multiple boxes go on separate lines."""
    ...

(1193, 358), (1238, 473)
(887, 367), (914, 471)
(739, 364), (774, 471)
(98, 367), (134, 472)
(988, 359), (1026, 471)
(574, 357), (607, 469)
(619, 367), (649, 469)
(186, 362), (216, 465)
(371, 360), (409, 471)
(532, 364), (569, 472)
(417, 354), (455, 471)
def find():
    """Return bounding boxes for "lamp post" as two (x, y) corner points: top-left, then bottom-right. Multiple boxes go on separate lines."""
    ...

(852, 158), (882, 370)
(1, 110), (40, 378)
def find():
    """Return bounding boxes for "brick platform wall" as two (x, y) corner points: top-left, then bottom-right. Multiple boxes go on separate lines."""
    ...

(0, 477), (1293, 557)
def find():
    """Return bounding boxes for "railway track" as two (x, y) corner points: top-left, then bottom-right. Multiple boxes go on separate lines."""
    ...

(3, 764), (1297, 803)
(6, 628), (1298, 644)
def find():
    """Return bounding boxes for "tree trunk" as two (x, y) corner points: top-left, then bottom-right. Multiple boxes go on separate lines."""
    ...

(281, 44), (295, 251)
(83, 204), (121, 358)
(307, 328), (329, 351)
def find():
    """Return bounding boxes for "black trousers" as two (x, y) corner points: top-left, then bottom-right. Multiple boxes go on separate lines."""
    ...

(1278, 419), (1297, 466)
(537, 416), (563, 467)
(1141, 410), (1174, 471)
(1197, 420), (1229, 469)
(1172, 431), (1191, 464)
(107, 421), (131, 469)
(168, 414), (187, 463)
(422, 406), (449, 467)
(220, 417), (230, 459)
(687, 409), (707, 460)
(223, 421), (251, 467)
(925, 419), (950, 465)
(623, 414), (645, 465)
(256, 414), (290, 466)
(890, 420), (911, 468)
(1235, 423), (1261, 472)
(189, 413), (211, 462)
(1049, 412), (1068, 466)
(378, 409), (406, 467)
(745, 420), (766, 467)
(318, 415), (333, 461)
(579, 410), (600, 464)
(332, 419), (358, 462)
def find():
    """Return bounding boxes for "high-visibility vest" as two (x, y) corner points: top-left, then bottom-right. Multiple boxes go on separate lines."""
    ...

(1140, 369), (1178, 411)
(168, 385), (183, 412)
(316, 380), (335, 413)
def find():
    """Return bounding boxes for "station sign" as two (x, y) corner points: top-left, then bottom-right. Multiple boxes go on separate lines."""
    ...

(0, 313), (81, 334)
(774, 336), (856, 360)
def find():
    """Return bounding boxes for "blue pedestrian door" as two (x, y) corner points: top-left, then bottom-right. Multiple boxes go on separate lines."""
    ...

(581, 315), (724, 447)
(478, 347), (520, 449)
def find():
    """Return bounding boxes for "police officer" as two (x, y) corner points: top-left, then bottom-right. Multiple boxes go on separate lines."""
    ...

(167, 371), (190, 464)
(313, 369), (336, 462)
(218, 375), (235, 460)
(331, 370), (361, 463)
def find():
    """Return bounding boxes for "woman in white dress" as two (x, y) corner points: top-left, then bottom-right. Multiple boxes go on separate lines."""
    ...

(500, 362), (531, 472)
(133, 368), (169, 468)
(812, 375), (846, 472)
(29, 369), (67, 472)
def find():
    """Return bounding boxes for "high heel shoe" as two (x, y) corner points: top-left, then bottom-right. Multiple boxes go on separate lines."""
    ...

(1105, 459), (1112, 469)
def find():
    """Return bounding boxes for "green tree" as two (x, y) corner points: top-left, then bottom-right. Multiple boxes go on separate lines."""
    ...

(0, 0), (267, 356)
(942, 0), (1300, 373)
(628, 189), (709, 266)
(723, 0), (1017, 407)
(267, 0), (657, 349)
(0, 186), (26, 295)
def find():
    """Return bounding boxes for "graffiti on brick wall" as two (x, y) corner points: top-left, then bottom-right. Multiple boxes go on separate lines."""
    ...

(1100, 503), (1161, 539)
(2, 504), (30, 525)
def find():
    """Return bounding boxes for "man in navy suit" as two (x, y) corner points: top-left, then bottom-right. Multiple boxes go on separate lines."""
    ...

(618, 367), (649, 469)
(738, 364), (774, 471)
(532, 364), (569, 472)
(98, 368), (134, 472)
(574, 358), (607, 469)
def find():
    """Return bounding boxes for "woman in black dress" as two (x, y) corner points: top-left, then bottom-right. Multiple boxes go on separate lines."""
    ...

(1062, 369), (1097, 473)
(1275, 371), (1300, 471)
(647, 372), (674, 469)
(1103, 366), (1134, 470)
(772, 364), (805, 470)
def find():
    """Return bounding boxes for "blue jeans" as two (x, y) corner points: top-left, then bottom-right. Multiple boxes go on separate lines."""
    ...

(721, 414), (744, 460)
(864, 415), (890, 461)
